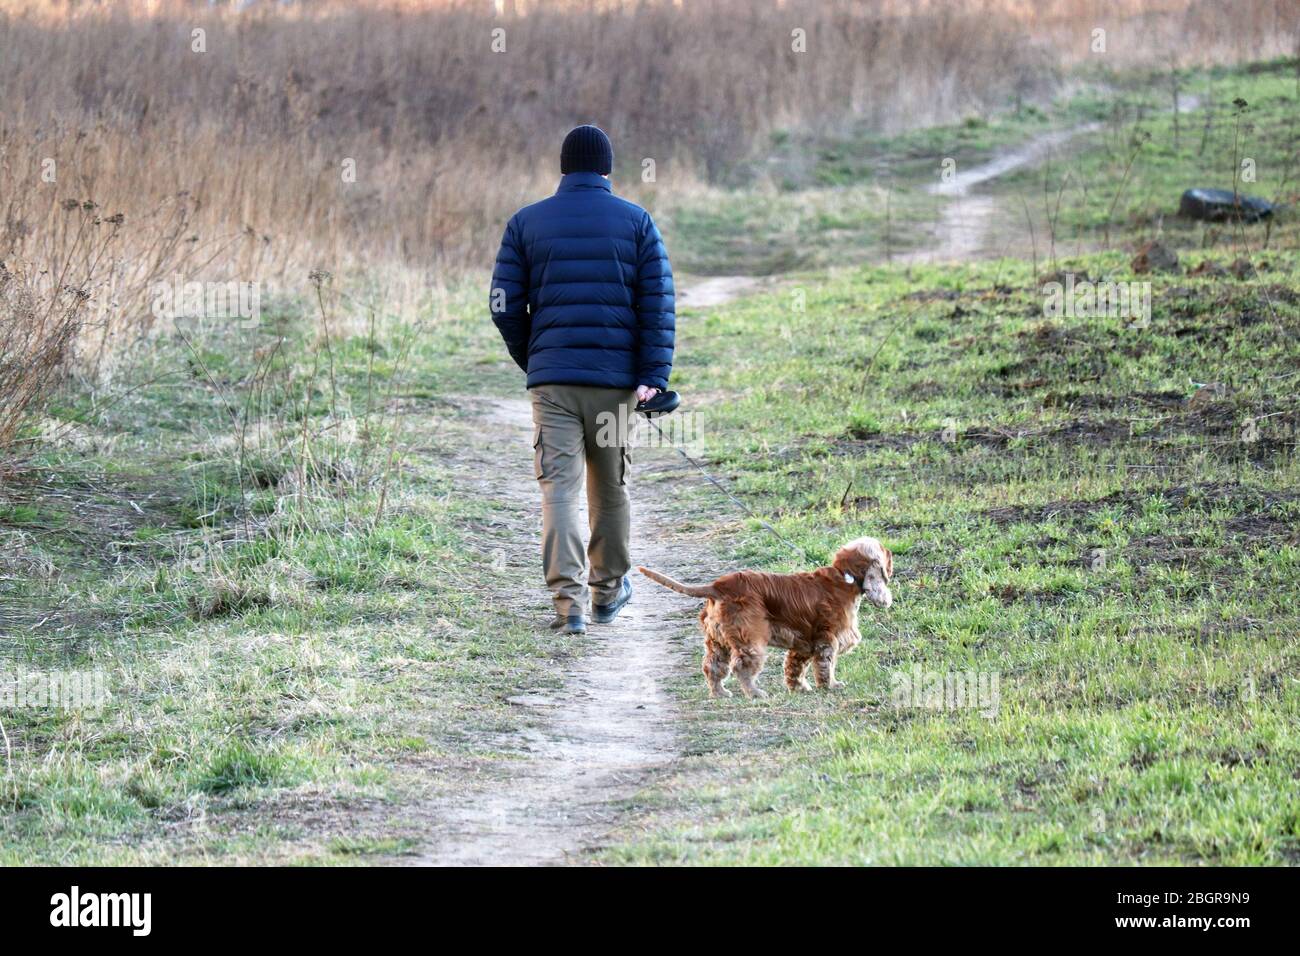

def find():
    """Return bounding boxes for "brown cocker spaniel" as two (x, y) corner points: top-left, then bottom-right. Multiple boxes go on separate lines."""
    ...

(639, 537), (893, 698)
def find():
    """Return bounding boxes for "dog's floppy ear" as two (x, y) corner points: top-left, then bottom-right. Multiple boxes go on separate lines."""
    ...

(832, 545), (864, 580)
(882, 547), (893, 581)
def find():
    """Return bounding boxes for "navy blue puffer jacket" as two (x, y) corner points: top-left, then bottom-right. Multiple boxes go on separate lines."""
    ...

(489, 172), (675, 391)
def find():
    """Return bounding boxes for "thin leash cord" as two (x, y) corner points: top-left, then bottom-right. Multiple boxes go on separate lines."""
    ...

(638, 413), (821, 566)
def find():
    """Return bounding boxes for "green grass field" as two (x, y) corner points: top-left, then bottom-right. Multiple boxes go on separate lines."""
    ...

(600, 251), (1299, 864)
(0, 289), (578, 864)
(602, 60), (1300, 864)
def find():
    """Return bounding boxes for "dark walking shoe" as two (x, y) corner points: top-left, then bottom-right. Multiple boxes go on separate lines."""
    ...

(549, 613), (587, 635)
(592, 577), (633, 624)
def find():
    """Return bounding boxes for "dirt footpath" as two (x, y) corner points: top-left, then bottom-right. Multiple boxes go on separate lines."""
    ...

(408, 394), (708, 865)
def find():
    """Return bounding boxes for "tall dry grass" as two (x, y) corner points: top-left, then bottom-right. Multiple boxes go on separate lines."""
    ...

(0, 262), (83, 452)
(0, 0), (1295, 389)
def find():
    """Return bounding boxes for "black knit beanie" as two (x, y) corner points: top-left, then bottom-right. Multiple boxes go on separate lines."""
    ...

(560, 125), (613, 175)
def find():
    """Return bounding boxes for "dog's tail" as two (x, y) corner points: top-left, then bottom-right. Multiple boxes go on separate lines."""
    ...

(637, 566), (717, 599)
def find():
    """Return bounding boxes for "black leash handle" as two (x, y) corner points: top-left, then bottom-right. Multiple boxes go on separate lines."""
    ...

(634, 390), (680, 416)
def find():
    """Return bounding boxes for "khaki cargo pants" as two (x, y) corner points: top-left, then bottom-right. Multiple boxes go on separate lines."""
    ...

(529, 384), (636, 617)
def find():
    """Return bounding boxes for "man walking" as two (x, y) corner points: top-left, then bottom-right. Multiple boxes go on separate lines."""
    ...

(490, 125), (675, 634)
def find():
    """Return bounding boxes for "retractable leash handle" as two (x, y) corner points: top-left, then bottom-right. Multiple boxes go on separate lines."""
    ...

(634, 389), (680, 417)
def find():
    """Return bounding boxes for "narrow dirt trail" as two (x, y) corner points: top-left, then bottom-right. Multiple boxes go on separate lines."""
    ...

(898, 123), (1104, 265)
(411, 395), (696, 865)
(900, 97), (1200, 264)
(678, 275), (761, 307)
(411, 287), (741, 865)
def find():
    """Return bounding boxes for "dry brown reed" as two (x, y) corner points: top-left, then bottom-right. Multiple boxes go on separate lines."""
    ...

(0, 0), (1293, 409)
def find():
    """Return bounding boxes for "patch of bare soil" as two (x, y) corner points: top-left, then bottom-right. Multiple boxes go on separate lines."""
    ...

(678, 275), (762, 308)
(406, 395), (705, 865)
(0, 468), (191, 642)
(979, 482), (1300, 528)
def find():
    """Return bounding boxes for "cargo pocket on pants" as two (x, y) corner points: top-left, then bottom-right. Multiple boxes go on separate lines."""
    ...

(619, 443), (631, 486)
(533, 425), (544, 480)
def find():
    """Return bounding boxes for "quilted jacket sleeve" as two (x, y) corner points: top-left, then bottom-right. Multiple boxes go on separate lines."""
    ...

(633, 210), (676, 391)
(489, 215), (531, 373)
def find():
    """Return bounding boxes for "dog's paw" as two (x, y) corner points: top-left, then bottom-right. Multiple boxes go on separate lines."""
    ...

(786, 681), (812, 693)
(745, 686), (769, 699)
(709, 686), (733, 699)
